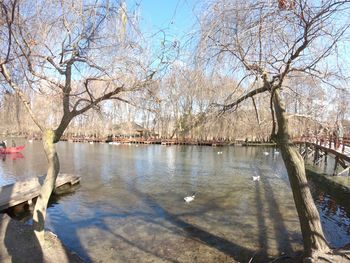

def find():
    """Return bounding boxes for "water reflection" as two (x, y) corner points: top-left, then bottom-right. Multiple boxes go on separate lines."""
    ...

(0, 152), (24, 161)
(0, 143), (349, 262)
(315, 191), (350, 248)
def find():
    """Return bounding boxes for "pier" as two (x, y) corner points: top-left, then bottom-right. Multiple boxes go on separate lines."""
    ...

(0, 174), (80, 211)
(60, 135), (230, 147)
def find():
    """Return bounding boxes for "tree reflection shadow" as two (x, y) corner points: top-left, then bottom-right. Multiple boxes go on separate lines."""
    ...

(254, 177), (268, 259)
(128, 187), (256, 262)
(3, 213), (43, 262)
(54, 192), (258, 262)
(52, 179), (304, 262)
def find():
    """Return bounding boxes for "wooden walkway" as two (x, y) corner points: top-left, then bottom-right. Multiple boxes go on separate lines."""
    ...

(0, 174), (80, 211)
(294, 136), (350, 176)
(61, 136), (230, 147)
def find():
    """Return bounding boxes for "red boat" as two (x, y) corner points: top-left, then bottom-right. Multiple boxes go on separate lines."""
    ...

(0, 145), (25, 154)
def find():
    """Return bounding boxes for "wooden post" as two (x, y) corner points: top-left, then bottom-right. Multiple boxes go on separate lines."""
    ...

(313, 147), (318, 164)
(333, 156), (339, 176)
(324, 152), (327, 166)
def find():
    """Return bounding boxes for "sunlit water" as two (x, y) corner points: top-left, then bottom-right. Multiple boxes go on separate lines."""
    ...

(1, 140), (350, 262)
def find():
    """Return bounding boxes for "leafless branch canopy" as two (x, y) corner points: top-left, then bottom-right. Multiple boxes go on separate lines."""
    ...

(197, 0), (350, 113)
(0, 0), (160, 141)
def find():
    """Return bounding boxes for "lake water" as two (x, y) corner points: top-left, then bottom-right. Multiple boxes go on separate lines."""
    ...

(1, 140), (350, 262)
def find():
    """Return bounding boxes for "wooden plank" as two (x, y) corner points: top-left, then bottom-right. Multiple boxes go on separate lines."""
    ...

(54, 173), (80, 188)
(0, 178), (41, 210)
(0, 174), (80, 211)
(338, 167), (350, 176)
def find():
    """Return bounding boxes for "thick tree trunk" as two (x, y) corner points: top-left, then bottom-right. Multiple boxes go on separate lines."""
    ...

(33, 129), (60, 243)
(273, 89), (329, 257)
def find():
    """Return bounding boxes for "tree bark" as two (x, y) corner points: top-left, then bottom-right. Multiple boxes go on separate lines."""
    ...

(33, 129), (60, 243)
(273, 89), (329, 257)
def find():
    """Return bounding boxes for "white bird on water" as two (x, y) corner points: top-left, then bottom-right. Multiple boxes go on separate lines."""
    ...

(217, 151), (223, 155)
(184, 193), (195, 203)
(252, 175), (260, 181)
(263, 151), (269, 156)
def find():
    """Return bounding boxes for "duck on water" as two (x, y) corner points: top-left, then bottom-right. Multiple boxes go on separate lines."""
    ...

(184, 193), (195, 203)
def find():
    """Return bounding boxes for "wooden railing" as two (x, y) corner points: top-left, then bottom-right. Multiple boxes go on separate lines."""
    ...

(294, 136), (350, 154)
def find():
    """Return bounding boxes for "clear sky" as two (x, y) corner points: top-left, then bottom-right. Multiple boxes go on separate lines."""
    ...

(127, 0), (198, 41)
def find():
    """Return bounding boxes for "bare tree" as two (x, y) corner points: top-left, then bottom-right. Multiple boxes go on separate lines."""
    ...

(197, 0), (350, 258)
(0, 0), (158, 243)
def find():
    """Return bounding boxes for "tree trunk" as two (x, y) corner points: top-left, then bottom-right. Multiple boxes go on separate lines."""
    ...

(273, 89), (329, 257)
(33, 129), (60, 243)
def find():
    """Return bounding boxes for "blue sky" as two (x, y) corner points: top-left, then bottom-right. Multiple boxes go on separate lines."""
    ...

(127, 0), (198, 40)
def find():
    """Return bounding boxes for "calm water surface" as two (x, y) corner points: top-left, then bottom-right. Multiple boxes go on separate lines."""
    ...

(1, 140), (350, 262)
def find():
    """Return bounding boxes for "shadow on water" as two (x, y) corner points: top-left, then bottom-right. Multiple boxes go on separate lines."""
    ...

(131, 187), (255, 263)
(254, 179), (268, 260)
(252, 161), (299, 261)
(259, 168), (295, 254)
(0, 182), (43, 263)
(3, 212), (43, 263)
(48, 207), (183, 263)
(85, 213), (182, 263)
(46, 195), (92, 263)
(50, 190), (258, 262)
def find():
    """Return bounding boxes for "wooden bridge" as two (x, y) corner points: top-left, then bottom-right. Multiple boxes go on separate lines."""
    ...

(294, 136), (350, 176)
(0, 174), (80, 211)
